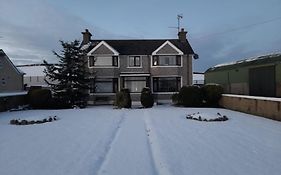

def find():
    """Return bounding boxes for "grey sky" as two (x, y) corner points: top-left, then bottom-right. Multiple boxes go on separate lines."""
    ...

(0, 0), (281, 72)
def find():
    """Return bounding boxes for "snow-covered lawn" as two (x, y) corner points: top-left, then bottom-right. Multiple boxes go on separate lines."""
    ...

(0, 106), (281, 175)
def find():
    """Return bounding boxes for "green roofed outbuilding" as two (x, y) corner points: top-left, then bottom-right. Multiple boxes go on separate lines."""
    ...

(205, 53), (281, 97)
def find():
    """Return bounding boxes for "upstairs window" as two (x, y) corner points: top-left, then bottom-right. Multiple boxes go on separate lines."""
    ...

(152, 55), (181, 66)
(128, 56), (141, 67)
(89, 56), (118, 67)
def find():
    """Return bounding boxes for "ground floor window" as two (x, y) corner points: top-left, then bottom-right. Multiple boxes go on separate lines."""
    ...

(90, 78), (118, 93)
(123, 77), (148, 93)
(153, 77), (181, 92)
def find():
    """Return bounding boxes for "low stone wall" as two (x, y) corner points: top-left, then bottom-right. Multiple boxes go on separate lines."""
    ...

(219, 94), (281, 121)
(0, 93), (28, 112)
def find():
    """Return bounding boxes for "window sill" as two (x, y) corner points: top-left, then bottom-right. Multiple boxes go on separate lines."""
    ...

(151, 65), (182, 68)
(89, 66), (119, 68)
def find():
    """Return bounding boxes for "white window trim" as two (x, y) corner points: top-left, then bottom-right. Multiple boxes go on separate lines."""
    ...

(151, 75), (182, 94)
(88, 55), (120, 68)
(87, 41), (119, 56)
(150, 55), (183, 67)
(152, 40), (184, 55)
(127, 55), (142, 68)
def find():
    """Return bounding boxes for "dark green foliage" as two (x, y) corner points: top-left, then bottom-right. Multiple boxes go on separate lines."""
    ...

(28, 88), (52, 109)
(114, 89), (131, 108)
(171, 93), (179, 105)
(178, 86), (203, 107)
(44, 40), (92, 108)
(202, 84), (224, 107)
(140, 87), (154, 108)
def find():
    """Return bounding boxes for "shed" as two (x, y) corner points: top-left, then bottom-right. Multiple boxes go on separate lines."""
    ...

(205, 53), (281, 97)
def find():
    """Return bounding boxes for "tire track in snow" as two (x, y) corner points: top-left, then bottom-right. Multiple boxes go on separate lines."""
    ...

(143, 110), (172, 175)
(91, 111), (126, 175)
(96, 110), (158, 175)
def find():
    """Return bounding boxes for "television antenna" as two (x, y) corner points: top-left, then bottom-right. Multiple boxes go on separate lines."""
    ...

(169, 14), (183, 32)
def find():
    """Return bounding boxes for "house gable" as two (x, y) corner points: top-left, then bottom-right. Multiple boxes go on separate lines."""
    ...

(0, 50), (23, 75)
(152, 41), (183, 55)
(87, 41), (119, 56)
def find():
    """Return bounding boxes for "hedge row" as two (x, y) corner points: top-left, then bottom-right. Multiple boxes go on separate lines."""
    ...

(172, 84), (223, 107)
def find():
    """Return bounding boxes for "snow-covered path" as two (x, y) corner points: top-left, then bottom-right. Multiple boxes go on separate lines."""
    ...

(96, 110), (158, 175)
(0, 106), (281, 175)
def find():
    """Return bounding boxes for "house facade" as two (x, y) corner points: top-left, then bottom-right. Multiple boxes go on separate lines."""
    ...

(0, 49), (24, 92)
(80, 29), (196, 104)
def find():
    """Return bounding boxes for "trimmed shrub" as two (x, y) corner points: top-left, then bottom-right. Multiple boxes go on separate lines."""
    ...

(141, 87), (154, 108)
(114, 89), (131, 108)
(201, 84), (224, 107)
(28, 88), (52, 109)
(178, 85), (203, 107)
(171, 93), (179, 105)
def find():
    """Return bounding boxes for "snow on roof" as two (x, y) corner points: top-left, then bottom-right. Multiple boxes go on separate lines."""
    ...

(213, 53), (281, 69)
(0, 91), (27, 97)
(80, 42), (93, 50)
(19, 66), (46, 76)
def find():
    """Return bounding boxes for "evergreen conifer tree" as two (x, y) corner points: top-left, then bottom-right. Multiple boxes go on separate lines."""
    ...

(44, 40), (91, 107)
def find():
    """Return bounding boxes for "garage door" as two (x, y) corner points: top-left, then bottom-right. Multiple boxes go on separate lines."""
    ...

(249, 66), (275, 97)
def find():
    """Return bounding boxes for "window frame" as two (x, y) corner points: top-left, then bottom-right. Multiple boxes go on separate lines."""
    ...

(123, 76), (149, 93)
(88, 55), (119, 68)
(152, 76), (182, 93)
(127, 56), (142, 68)
(151, 55), (182, 67)
(90, 78), (119, 94)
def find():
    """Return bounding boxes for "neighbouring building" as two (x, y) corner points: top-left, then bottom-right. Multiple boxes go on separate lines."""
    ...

(17, 64), (52, 89)
(0, 49), (24, 92)
(80, 29), (197, 104)
(205, 53), (281, 97)
(193, 72), (204, 86)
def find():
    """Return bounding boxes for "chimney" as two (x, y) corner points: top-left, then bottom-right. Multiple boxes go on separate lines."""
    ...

(81, 29), (92, 45)
(178, 28), (187, 42)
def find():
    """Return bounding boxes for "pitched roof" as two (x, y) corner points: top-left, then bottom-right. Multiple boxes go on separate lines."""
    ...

(0, 49), (25, 75)
(205, 53), (281, 73)
(87, 39), (194, 55)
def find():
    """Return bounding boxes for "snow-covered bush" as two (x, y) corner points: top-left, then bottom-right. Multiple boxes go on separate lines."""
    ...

(201, 84), (224, 107)
(141, 87), (154, 108)
(178, 85), (203, 107)
(10, 116), (58, 125)
(114, 89), (131, 108)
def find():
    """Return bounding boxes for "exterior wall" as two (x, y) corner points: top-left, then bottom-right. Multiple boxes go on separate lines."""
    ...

(220, 94), (281, 121)
(156, 44), (179, 54)
(24, 76), (48, 88)
(205, 67), (250, 95)
(92, 44), (114, 55)
(0, 54), (23, 92)
(119, 55), (150, 73)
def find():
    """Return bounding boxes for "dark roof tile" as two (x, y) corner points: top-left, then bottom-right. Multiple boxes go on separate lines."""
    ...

(88, 39), (194, 55)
